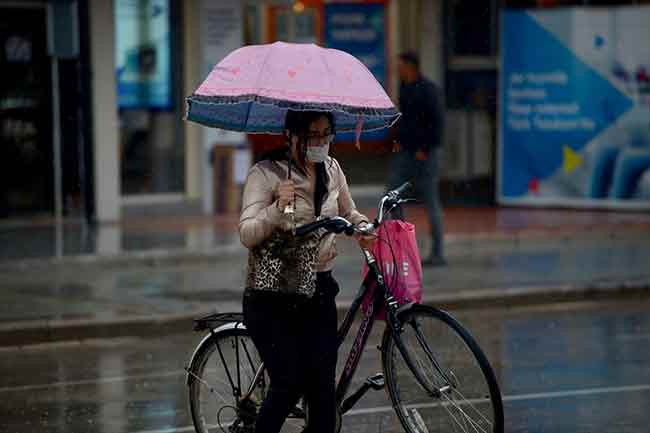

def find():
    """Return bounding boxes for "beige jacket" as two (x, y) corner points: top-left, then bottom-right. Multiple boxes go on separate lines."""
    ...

(239, 157), (368, 271)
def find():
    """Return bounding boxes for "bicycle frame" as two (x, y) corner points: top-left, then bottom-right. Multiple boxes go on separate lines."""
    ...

(235, 243), (447, 415)
(235, 194), (449, 412)
(334, 248), (389, 407)
(235, 246), (393, 409)
(334, 246), (446, 412)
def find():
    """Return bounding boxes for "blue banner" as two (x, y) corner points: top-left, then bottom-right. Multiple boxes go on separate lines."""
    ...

(499, 7), (650, 207)
(324, 2), (387, 141)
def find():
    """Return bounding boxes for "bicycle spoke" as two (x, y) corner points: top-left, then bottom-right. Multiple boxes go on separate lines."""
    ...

(240, 338), (258, 377)
(190, 329), (309, 433)
(234, 335), (242, 396)
(188, 368), (231, 406)
(405, 398), (486, 433)
(215, 339), (239, 397)
(449, 388), (493, 425)
(439, 392), (489, 433)
(202, 368), (236, 387)
(436, 397), (477, 433)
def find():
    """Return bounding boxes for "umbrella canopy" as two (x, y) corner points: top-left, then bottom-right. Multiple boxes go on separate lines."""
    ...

(186, 41), (400, 135)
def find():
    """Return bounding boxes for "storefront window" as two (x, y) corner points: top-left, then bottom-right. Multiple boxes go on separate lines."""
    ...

(114, 0), (184, 195)
(244, 3), (261, 45)
(270, 7), (319, 44)
(448, 0), (497, 57)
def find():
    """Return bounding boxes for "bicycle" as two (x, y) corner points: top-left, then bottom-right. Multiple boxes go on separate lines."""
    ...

(185, 182), (504, 433)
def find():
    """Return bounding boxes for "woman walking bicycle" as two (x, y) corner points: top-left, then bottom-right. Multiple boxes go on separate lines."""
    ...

(186, 184), (505, 433)
(181, 42), (507, 433)
(240, 110), (374, 433)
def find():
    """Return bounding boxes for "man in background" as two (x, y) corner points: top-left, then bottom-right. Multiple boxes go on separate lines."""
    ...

(389, 51), (446, 266)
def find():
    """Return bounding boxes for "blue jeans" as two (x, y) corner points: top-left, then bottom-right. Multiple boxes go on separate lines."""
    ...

(388, 149), (444, 258)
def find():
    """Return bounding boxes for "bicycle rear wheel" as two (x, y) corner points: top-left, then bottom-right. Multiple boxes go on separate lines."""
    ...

(188, 327), (307, 433)
(382, 305), (504, 433)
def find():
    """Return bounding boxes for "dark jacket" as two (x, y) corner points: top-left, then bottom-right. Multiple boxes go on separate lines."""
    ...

(397, 77), (444, 152)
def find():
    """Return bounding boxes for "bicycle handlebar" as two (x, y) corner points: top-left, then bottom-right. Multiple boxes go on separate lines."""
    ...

(294, 181), (413, 238)
(294, 216), (356, 237)
(370, 181), (413, 231)
(388, 181), (412, 199)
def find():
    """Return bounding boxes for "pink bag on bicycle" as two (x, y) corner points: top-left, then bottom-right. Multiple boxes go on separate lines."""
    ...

(362, 220), (423, 319)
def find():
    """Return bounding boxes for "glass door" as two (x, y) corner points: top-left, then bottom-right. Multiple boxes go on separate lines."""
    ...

(0, 6), (53, 218)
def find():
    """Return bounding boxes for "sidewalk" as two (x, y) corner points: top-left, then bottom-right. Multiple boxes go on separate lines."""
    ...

(2, 204), (650, 346)
(2, 201), (650, 269)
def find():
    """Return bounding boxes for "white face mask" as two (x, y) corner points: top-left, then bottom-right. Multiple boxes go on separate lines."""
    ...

(306, 144), (330, 163)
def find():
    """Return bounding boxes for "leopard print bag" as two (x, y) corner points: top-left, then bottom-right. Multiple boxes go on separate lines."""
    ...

(245, 230), (321, 298)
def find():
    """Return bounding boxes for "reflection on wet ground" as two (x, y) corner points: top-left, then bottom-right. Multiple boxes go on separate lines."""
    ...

(1, 299), (650, 432)
(0, 215), (241, 262)
(2, 206), (650, 263)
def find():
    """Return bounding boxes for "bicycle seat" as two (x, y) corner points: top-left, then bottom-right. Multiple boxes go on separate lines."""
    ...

(193, 312), (244, 331)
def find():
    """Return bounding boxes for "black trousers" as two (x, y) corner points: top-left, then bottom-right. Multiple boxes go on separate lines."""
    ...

(243, 272), (339, 433)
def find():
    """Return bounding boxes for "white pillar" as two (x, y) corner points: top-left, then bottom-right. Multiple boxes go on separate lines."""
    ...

(184, 0), (204, 201)
(89, 0), (120, 222)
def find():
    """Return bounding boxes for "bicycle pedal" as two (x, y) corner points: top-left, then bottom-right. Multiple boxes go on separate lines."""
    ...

(365, 373), (385, 390)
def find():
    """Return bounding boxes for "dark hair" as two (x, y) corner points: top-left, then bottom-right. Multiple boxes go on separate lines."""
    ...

(399, 51), (420, 70)
(284, 110), (335, 152)
(283, 110), (335, 217)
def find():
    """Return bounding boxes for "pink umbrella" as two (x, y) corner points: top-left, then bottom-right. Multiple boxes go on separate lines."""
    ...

(186, 41), (400, 141)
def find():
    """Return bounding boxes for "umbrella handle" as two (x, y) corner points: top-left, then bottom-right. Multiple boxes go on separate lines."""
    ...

(283, 157), (295, 215)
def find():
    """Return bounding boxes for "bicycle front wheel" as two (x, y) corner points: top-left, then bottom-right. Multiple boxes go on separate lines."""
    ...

(382, 305), (504, 433)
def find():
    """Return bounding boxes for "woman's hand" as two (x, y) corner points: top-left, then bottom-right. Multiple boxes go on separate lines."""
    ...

(355, 223), (376, 250)
(276, 180), (295, 209)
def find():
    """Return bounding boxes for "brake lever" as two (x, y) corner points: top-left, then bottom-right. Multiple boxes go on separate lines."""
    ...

(325, 216), (355, 236)
(354, 223), (378, 238)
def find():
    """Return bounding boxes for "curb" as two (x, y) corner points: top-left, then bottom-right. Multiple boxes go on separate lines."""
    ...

(0, 311), (212, 348)
(2, 279), (650, 348)
(421, 278), (650, 310)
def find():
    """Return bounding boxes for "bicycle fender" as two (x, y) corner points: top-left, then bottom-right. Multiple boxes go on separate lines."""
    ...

(379, 302), (417, 350)
(185, 321), (247, 386)
(395, 302), (417, 317)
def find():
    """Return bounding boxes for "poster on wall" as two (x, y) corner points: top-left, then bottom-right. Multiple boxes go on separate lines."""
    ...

(324, 2), (388, 141)
(499, 7), (650, 208)
(115, 0), (172, 110)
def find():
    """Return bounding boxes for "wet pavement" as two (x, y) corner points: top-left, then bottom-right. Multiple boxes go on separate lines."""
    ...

(1, 203), (650, 346)
(1, 231), (649, 327)
(1, 299), (650, 432)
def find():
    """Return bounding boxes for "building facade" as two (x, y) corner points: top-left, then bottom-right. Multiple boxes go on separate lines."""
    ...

(0, 0), (446, 224)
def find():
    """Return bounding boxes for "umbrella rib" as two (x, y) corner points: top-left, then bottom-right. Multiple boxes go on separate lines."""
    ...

(319, 48), (336, 102)
(243, 44), (276, 130)
(242, 100), (253, 130)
